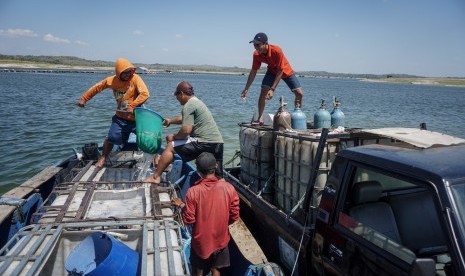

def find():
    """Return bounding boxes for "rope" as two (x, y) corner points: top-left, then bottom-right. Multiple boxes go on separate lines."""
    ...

(288, 193), (306, 217)
(257, 172), (275, 197)
(223, 150), (241, 167)
(291, 206), (309, 276)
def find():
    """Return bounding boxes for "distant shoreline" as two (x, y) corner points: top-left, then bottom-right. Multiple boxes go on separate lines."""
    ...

(2, 62), (465, 87)
(0, 63), (244, 76)
(361, 77), (465, 87)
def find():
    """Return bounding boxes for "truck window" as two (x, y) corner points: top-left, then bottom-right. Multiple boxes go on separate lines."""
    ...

(352, 167), (416, 190)
(337, 165), (451, 273)
(450, 182), (465, 235)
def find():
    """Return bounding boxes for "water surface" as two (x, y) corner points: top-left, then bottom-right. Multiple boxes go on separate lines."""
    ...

(1, 72), (464, 191)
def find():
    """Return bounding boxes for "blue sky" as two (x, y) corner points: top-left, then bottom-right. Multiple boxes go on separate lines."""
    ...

(1, 0), (464, 77)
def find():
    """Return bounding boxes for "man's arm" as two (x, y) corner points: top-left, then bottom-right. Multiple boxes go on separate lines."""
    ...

(129, 76), (150, 110)
(173, 125), (193, 140)
(269, 69), (283, 91)
(241, 69), (258, 99)
(268, 45), (286, 92)
(228, 188), (240, 224)
(77, 78), (108, 106)
(163, 116), (183, 127)
(165, 124), (192, 143)
(182, 193), (196, 225)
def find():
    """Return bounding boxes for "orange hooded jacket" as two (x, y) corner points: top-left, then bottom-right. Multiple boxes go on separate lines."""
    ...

(80, 58), (150, 121)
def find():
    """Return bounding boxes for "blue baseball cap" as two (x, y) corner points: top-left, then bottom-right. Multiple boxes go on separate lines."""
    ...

(249, 32), (268, 44)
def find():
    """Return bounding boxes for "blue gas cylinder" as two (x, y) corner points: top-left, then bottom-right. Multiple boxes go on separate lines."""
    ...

(291, 102), (307, 130)
(331, 97), (345, 128)
(313, 100), (331, 129)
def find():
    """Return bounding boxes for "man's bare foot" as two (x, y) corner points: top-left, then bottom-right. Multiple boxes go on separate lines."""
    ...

(144, 175), (161, 184)
(95, 157), (106, 168)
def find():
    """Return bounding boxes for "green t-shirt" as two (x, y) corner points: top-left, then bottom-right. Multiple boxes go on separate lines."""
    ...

(182, 97), (224, 143)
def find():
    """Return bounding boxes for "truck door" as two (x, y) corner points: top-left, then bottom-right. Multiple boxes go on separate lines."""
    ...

(313, 163), (446, 275)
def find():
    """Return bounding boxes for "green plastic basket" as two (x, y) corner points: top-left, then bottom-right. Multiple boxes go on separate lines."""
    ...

(134, 107), (163, 154)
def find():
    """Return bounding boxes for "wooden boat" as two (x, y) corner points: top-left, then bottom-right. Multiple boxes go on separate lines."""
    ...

(5, 102), (463, 275)
(0, 140), (282, 275)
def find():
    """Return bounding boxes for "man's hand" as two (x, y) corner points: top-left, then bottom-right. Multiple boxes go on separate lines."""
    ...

(76, 100), (86, 107)
(163, 118), (171, 127)
(166, 134), (175, 143)
(266, 88), (274, 100)
(171, 198), (185, 208)
(241, 89), (248, 102)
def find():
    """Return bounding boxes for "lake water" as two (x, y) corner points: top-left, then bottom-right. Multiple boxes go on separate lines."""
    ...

(1, 72), (464, 192)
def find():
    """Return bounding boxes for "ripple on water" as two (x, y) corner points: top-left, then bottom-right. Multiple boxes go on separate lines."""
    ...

(1, 73), (464, 189)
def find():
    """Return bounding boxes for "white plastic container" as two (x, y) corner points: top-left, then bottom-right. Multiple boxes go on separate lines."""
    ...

(274, 131), (338, 213)
(239, 125), (274, 200)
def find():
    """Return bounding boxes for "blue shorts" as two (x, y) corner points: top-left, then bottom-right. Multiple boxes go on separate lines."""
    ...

(262, 70), (302, 91)
(107, 115), (136, 145)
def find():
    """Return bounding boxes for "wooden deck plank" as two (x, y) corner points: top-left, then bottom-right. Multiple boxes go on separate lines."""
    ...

(229, 218), (268, 264)
(0, 167), (62, 223)
(1, 186), (35, 199)
(20, 167), (62, 189)
(0, 206), (16, 225)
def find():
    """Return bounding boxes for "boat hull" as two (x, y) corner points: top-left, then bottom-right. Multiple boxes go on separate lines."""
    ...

(0, 143), (281, 275)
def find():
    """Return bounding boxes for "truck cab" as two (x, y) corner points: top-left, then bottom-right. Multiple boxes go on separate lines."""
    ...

(312, 144), (465, 276)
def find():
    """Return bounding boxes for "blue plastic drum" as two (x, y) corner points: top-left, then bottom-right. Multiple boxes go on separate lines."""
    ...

(65, 232), (139, 276)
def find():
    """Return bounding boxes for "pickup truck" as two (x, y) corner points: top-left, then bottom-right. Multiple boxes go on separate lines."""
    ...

(312, 142), (465, 276)
(225, 125), (465, 276)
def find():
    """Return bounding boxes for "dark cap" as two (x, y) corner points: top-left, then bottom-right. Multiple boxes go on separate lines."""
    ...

(195, 152), (217, 174)
(173, 80), (194, 96)
(249, 32), (268, 44)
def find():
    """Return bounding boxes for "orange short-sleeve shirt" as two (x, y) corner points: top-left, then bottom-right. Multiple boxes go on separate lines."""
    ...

(252, 44), (294, 78)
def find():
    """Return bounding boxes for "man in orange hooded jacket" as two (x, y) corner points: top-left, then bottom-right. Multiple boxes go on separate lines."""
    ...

(77, 58), (150, 168)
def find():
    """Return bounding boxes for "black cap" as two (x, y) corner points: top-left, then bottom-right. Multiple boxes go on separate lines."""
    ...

(195, 152), (217, 174)
(249, 32), (268, 44)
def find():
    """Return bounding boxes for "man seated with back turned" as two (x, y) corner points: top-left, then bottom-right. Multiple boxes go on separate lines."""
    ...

(144, 80), (224, 184)
(171, 152), (240, 276)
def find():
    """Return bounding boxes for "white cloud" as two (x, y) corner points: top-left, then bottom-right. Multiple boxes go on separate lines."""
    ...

(0, 28), (38, 37)
(43, 34), (71, 44)
(74, 40), (89, 46)
(139, 45), (145, 48)
(133, 30), (144, 35)
(175, 34), (183, 39)
(162, 48), (169, 52)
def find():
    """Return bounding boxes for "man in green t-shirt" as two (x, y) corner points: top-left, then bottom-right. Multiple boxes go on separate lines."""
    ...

(145, 81), (224, 184)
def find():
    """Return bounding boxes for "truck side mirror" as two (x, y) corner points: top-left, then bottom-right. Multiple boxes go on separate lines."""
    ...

(409, 258), (435, 276)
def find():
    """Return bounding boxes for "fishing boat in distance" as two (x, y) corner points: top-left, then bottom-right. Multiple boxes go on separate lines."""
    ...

(0, 107), (282, 276)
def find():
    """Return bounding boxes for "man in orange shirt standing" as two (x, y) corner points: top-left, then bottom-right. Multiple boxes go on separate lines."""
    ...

(241, 32), (304, 125)
(77, 58), (150, 168)
(171, 152), (239, 276)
